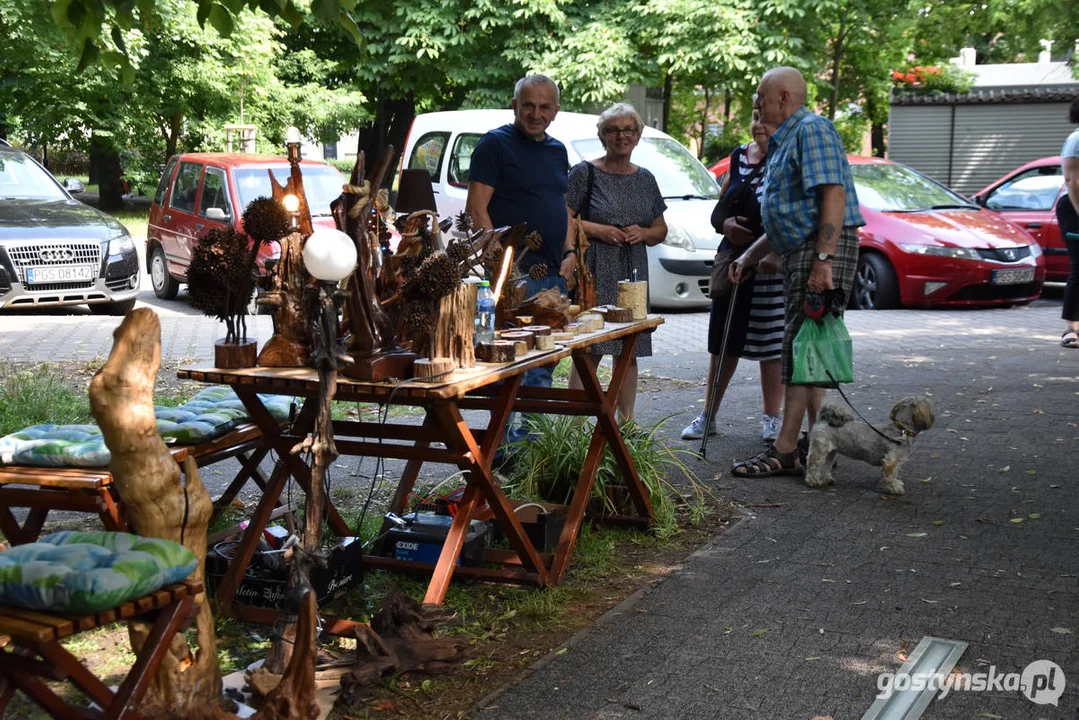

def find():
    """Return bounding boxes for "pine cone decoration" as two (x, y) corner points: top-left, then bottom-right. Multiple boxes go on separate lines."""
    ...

(528, 263), (548, 280)
(523, 231), (543, 250)
(482, 245), (504, 276)
(402, 251), (459, 301)
(455, 210), (472, 233)
(242, 196), (290, 245)
(446, 239), (474, 266)
(400, 298), (435, 334)
(399, 251), (426, 279)
(187, 227), (252, 327)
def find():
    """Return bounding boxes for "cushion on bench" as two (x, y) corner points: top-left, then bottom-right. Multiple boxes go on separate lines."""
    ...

(0, 387), (294, 468)
(0, 531), (197, 614)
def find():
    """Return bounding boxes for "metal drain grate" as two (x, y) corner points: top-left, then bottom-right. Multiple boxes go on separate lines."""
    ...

(862, 636), (968, 720)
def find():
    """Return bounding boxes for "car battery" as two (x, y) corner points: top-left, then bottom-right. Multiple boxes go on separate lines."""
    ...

(386, 512), (487, 566)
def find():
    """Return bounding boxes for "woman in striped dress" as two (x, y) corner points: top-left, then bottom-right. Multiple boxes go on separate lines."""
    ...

(682, 112), (786, 442)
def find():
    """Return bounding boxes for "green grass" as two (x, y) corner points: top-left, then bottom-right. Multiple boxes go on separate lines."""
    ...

(110, 207), (149, 238)
(0, 363), (93, 436)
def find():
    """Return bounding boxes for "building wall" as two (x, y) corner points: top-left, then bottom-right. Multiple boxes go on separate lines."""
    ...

(888, 101), (1074, 195)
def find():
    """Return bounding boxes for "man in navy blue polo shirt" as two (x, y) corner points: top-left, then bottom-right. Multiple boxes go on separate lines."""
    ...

(467, 74), (577, 446)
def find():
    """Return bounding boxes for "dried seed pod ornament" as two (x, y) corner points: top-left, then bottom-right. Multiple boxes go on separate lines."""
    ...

(402, 251), (460, 301)
(187, 227), (254, 343)
(528, 263), (548, 280)
(523, 231), (543, 250)
(242, 196), (290, 246)
(455, 210), (472, 233)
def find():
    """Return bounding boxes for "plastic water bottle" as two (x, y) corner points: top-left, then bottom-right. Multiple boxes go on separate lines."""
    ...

(475, 280), (495, 345)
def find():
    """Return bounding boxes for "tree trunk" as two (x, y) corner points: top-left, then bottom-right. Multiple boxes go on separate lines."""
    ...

(88, 309), (226, 719)
(356, 91), (414, 189)
(91, 133), (125, 212)
(828, 8), (850, 121)
(866, 94), (886, 157)
(661, 73), (673, 133)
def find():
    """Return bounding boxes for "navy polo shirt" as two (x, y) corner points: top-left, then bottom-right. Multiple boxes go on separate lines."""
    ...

(468, 123), (569, 274)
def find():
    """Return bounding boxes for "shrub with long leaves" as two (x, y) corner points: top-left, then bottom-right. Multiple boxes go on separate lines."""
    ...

(503, 414), (700, 537)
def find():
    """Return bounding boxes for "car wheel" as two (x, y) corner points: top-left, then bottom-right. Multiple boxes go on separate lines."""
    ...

(852, 253), (899, 310)
(89, 298), (137, 316)
(150, 245), (179, 299)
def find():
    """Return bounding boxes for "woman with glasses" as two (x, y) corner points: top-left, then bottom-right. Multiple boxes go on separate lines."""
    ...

(565, 103), (668, 422)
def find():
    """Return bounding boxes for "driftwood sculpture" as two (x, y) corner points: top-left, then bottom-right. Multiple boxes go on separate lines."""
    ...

(515, 288), (573, 330)
(256, 231), (311, 367)
(338, 589), (465, 708)
(88, 309), (225, 718)
(570, 220), (597, 311)
(336, 149), (396, 355)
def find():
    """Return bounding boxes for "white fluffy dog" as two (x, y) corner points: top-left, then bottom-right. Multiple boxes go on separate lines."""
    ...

(804, 397), (935, 495)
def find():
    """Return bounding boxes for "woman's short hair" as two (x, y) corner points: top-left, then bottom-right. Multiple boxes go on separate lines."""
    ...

(1070, 97), (1079, 125)
(597, 103), (644, 138)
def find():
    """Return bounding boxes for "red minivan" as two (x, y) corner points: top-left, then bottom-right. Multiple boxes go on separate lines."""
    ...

(146, 153), (345, 299)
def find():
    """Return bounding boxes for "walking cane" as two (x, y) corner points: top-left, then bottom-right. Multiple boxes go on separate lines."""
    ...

(698, 280), (742, 459)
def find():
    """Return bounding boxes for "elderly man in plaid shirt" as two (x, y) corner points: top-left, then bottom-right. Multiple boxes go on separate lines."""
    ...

(729, 66), (865, 477)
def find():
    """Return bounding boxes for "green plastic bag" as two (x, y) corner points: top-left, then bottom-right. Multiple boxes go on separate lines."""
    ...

(791, 314), (854, 387)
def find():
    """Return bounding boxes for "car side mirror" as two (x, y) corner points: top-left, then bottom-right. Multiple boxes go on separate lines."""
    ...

(970, 195), (986, 207)
(204, 207), (229, 221)
(64, 178), (85, 194)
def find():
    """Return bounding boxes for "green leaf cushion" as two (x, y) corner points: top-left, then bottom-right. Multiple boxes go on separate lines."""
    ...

(0, 387), (296, 468)
(0, 424), (109, 468)
(0, 531), (197, 614)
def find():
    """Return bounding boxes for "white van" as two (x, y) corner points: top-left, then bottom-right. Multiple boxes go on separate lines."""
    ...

(396, 109), (720, 309)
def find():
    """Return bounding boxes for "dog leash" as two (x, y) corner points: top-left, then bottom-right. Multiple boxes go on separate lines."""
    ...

(825, 369), (903, 446)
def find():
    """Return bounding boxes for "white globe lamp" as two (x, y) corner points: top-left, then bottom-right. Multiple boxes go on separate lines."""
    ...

(303, 228), (357, 283)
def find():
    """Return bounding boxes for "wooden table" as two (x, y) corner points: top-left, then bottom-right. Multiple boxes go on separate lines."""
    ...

(178, 316), (663, 615)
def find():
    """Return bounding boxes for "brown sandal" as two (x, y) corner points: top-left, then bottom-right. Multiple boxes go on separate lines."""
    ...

(732, 443), (803, 478)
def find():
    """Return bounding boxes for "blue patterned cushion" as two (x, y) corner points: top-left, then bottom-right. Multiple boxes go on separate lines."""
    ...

(0, 387), (295, 468)
(0, 531), (197, 613)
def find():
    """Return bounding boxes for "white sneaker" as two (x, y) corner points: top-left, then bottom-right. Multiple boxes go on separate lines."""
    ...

(681, 413), (718, 440)
(762, 414), (782, 441)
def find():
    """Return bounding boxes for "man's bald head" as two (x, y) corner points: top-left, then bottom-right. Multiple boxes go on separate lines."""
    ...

(754, 66), (807, 127)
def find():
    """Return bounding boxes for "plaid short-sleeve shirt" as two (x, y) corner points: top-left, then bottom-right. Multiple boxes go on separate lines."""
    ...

(760, 107), (865, 256)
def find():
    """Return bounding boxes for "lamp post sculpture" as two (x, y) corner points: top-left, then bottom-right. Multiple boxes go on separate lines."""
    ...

(297, 228), (357, 554)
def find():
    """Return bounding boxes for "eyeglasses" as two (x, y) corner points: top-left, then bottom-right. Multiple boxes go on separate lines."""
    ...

(603, 126), (638, 137)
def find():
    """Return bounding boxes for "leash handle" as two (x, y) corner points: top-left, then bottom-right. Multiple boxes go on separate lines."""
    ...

(826, 371), (903, 446)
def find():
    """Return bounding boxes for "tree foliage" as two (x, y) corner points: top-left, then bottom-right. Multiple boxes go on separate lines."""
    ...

(18, 0), (1076, 182)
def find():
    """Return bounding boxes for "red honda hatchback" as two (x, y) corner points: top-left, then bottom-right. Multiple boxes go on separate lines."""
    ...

(147, 153), (345, 299)
(708, 154), (1044, 308)
(970, 156), (1068, 283)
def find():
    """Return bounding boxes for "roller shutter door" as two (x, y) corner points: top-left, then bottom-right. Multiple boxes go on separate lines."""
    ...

(887, 105), (953, 186)
(950, 103), (1073, 194)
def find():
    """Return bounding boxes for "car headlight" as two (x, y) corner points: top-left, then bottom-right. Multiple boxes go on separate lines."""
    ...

(663, 224), (696, 251)
(899, 244), (980, 261)
(1027, 243), (1042, 258)
(108, 234), (135, 255)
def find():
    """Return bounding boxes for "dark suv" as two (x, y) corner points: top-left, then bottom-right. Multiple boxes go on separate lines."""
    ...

(0, 145), (139, 314)
(147, 153), (345, 299)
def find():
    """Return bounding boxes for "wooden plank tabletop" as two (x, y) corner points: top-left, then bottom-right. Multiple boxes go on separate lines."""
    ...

(178, 316), (664, 401)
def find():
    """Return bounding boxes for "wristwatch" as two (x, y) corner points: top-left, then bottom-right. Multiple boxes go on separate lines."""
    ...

(562, 249), (577, 259)
(816, 251), (834, 262)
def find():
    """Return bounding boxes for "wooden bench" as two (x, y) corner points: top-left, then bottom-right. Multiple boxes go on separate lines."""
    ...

(0, 424), (272, 545)
(0, 579), (203, 720)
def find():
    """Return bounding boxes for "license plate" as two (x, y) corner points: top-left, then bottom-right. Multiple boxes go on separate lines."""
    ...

(991, 267), (1035, 285)
(25, 265), (97, 284)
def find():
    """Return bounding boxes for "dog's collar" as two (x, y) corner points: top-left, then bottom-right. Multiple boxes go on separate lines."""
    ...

(894, 421), (916, 437)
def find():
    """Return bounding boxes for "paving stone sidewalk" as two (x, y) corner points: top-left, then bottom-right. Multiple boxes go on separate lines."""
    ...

(475, 304), (1078, 719)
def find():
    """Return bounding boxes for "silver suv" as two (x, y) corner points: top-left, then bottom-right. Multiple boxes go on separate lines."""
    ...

(0, 145), (139, 314)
